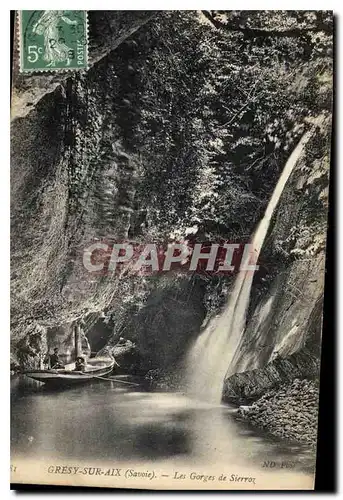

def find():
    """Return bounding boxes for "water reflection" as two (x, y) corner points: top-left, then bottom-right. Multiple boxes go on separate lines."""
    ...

(11, 375), (315, 478)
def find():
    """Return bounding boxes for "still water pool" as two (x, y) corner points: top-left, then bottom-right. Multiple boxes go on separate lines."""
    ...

(11, 375), (316, 487)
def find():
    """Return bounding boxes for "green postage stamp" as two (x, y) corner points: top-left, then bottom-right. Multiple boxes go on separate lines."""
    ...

(19, 10), (88, 72)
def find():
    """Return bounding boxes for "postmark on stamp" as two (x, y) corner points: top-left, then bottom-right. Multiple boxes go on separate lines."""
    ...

(19, 10), (88, 73)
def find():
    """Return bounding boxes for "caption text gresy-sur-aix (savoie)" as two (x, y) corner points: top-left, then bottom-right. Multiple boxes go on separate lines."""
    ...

(11, 464), (258, 485)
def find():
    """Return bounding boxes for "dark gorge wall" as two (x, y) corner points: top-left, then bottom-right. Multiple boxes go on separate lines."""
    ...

(11, 12), (214, 370)
(11, 11), (159, 367)
(11, 11), (332, 380)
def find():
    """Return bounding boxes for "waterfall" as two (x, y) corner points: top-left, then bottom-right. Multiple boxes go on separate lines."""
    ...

(186, 129), (315, 404)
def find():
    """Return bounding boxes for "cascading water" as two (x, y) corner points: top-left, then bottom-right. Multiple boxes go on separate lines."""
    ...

(186, 129), (316, 404)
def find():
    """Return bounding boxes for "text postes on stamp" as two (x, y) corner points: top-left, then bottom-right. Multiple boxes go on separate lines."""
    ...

(19, 10), (88, 73)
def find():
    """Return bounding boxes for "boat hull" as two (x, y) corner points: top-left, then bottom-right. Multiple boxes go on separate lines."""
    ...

(24, 359), (114, 386)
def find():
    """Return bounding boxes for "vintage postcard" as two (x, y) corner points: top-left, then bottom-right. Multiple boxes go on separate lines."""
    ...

(11, 10), (333, 490)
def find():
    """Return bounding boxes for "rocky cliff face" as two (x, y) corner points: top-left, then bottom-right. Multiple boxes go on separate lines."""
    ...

(236, 378), (320, 446)
(223, 124), (330, 402)
(11, 11), (332, 384)
(11, 11), (210, 370)
(11, 11), (158, 366)
(223, 350), (320, 404)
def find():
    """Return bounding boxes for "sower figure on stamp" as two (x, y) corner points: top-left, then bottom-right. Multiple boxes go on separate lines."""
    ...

(32, 10), (77, 67)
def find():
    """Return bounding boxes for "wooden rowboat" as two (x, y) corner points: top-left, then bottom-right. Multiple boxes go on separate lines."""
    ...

(24, 357), (114, 385)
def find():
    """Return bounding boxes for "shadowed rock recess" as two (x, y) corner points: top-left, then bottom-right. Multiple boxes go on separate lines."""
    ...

(11, 11), (332, 444)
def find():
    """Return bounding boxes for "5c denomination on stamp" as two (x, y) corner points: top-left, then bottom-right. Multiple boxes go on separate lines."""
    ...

(19, 10), (88, 73)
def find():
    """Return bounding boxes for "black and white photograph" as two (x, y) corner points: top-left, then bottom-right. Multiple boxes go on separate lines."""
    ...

(10, 9), (333, 490)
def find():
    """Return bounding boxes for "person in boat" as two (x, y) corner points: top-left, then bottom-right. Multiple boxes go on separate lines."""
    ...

(74, 356), (87, 372)
(49, 348), (65, 369)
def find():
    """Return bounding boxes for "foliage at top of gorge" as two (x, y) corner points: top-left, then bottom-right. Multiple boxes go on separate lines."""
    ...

(130, 10), (332, 242)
